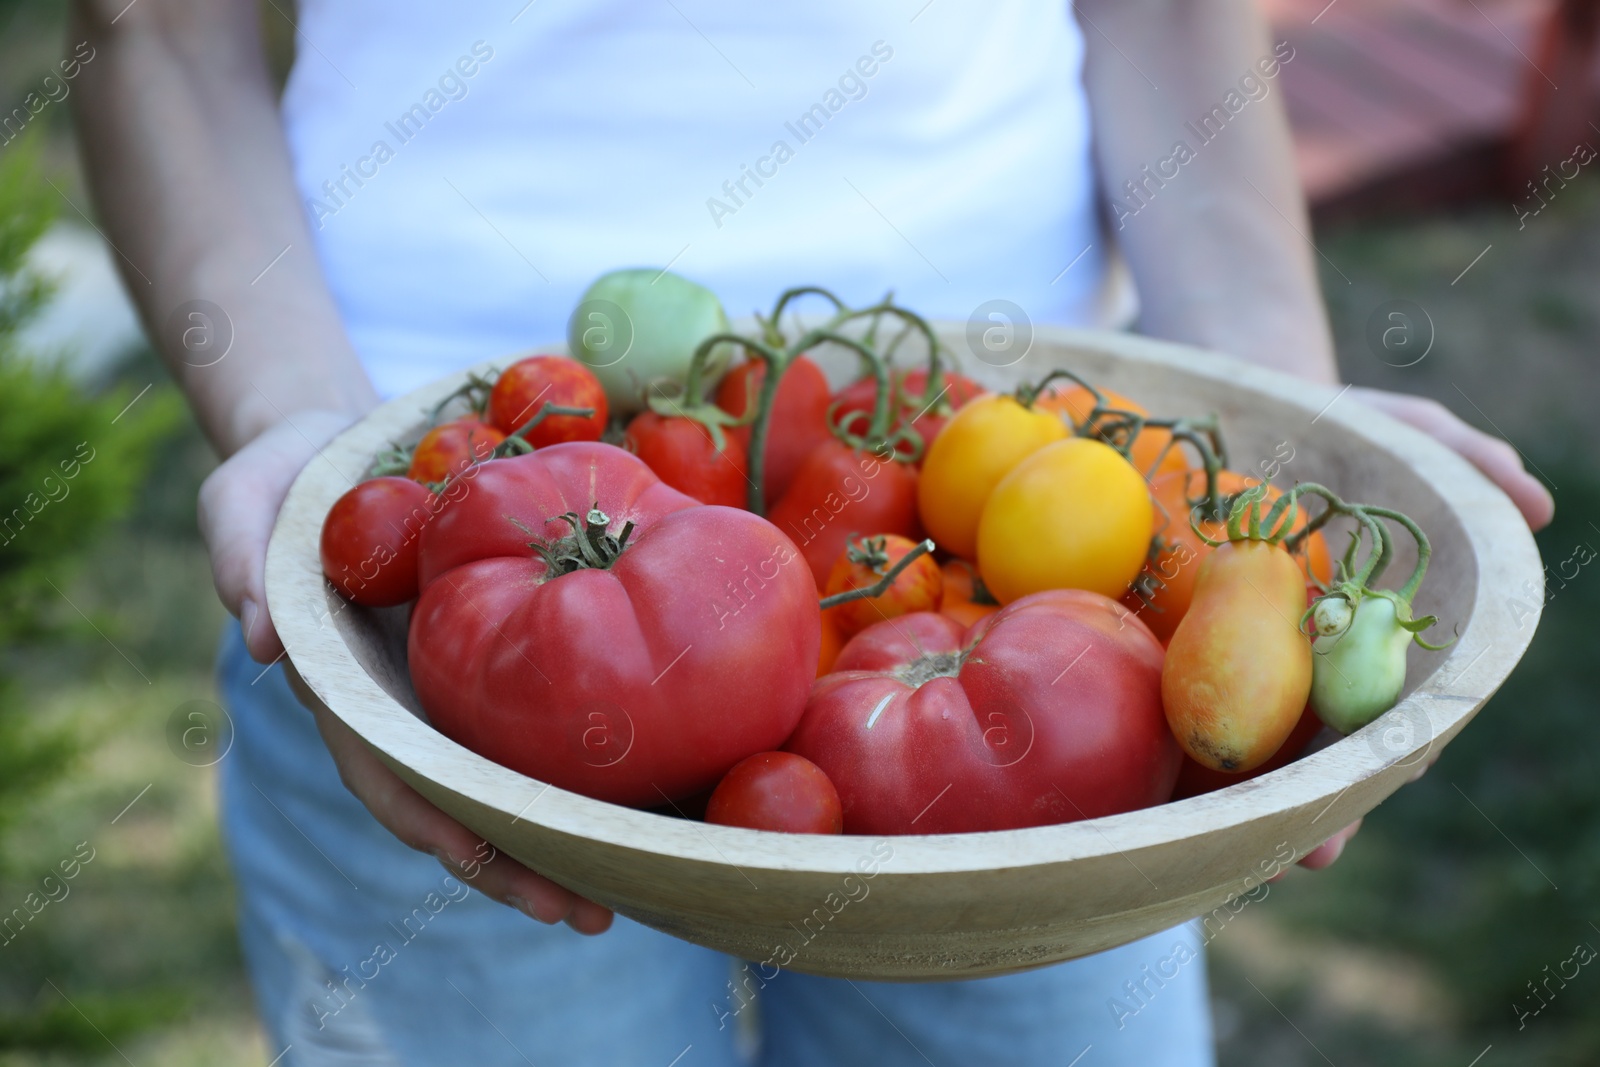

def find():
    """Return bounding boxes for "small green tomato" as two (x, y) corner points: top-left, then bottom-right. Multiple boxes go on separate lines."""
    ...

(1310, 593), (1413, 734)
(568, 269), (734, 415)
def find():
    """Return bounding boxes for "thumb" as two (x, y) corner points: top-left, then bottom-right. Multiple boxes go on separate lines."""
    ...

(199, 411), (363, 664)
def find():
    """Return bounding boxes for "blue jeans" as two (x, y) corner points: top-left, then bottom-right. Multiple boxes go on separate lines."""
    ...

(217, 624), (1215, 1066)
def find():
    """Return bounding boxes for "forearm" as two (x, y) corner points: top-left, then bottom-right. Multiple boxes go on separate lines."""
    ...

(70, 0), (378, 456)
(1079, 0), (1338, 383)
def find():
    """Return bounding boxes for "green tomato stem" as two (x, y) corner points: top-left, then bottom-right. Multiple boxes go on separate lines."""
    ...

(493, 402), (597, 457)
(767, 286), (850, 341)
(1363, 506), (1433, 605)
(805, 329), (894, 445)
(817, 539), (935, 610)
(714, 335), (789, 516)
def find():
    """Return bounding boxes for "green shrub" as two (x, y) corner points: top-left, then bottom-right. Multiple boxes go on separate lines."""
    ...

(0, 142), (180, 842)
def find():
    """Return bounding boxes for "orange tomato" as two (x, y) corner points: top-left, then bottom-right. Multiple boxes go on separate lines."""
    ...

(1036, 385), (1187, 481)
(1171, 702), (1323, 799)
(977, 438), (1154, 603)
(1123, 470), (1332, 644)
(822, 535), (943, 638)
(916, 394), (1066, 561)
(1161, 540), (1313, 772)
(937, 559), (1000, 628)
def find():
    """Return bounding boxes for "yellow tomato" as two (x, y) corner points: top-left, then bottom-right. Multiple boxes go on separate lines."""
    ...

(917, 394), (1066, 560)
(976, 438), (1154, 602)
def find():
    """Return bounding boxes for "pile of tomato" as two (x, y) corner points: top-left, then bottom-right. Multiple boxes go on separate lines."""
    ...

(320, 273), (1447, 837)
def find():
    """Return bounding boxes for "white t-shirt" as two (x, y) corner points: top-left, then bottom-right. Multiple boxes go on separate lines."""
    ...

(281, 1), (1116, 399)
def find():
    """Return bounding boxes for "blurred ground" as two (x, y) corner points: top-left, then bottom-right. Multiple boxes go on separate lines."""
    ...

(2, 2), (1597, 1065)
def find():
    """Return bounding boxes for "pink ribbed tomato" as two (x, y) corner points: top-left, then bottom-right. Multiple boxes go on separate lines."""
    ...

(408, 442), (819, 806)
(785, 591), (1178, 834)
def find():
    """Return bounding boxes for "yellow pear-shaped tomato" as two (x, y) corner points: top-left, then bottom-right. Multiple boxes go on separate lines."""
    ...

(1161, 540), (1313, 771)
(917, 394), (1067, 561)
(976, 438), (1154, 602)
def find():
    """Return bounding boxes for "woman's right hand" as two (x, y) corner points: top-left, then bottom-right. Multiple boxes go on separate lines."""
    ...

(198, 412), (615, 934)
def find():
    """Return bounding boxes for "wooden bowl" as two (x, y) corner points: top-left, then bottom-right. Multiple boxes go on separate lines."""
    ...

(264, 326), (1542, 981)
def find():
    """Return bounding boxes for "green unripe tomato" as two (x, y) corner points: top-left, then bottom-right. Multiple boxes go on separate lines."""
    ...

(1311, 593), (1412, 734)
(568, 269), (733, 415)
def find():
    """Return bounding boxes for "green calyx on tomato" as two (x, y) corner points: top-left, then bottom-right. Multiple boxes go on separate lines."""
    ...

(569, 268), (736, 416)
(1278, 485), (1450, 735)
(520, 506), (637, 576)
(1191, 482), (1300, 548)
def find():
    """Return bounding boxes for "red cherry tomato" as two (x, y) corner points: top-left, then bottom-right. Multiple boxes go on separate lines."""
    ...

(320, 477), (434, 606)
(488, 355), (608, 446)
(786, 593), (1178, 834)
(407, 417), (505, 484)
(714, 355), (832, 503)
(705, 752), (843, 834)
(833, 368), (983, 462)
(623, 411), (748, 508)
(766, 439), (923, 591)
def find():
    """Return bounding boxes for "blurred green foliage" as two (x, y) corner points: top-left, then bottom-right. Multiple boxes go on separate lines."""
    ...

(0, 139), (186, 1051)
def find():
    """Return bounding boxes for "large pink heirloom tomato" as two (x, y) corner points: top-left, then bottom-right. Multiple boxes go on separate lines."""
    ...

(408, 442), (820, 807)
(785, 591), (1178, 835)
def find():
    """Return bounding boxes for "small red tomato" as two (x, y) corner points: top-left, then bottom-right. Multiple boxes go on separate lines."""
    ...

(320, 476), (434, 606)
(823, 534), (942, 639)
(714, 355), (833, 503)
(623, 411), (748, 508)
(488, 355), (608, 446)
(767, 439), (924, 591)
(705, 752), (843, 834)
(407, 417), (505, 484)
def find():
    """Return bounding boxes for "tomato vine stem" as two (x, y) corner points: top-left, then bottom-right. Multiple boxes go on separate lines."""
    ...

(818, 539), (936, 610)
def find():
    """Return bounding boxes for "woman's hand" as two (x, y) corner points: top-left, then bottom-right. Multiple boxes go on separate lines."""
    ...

(1349, 387), (1554, 530)
(198, 411), (614, 934)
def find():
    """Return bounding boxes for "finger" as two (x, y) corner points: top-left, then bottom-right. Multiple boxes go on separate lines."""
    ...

(1350, 389), (1553, 530)
(566, 897), (617, 935)
(199, 455), (288, 664)
(293, 669), (612, 928)
(1433, 421), (1554, 531)
(1296, 817), (1363, 870)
